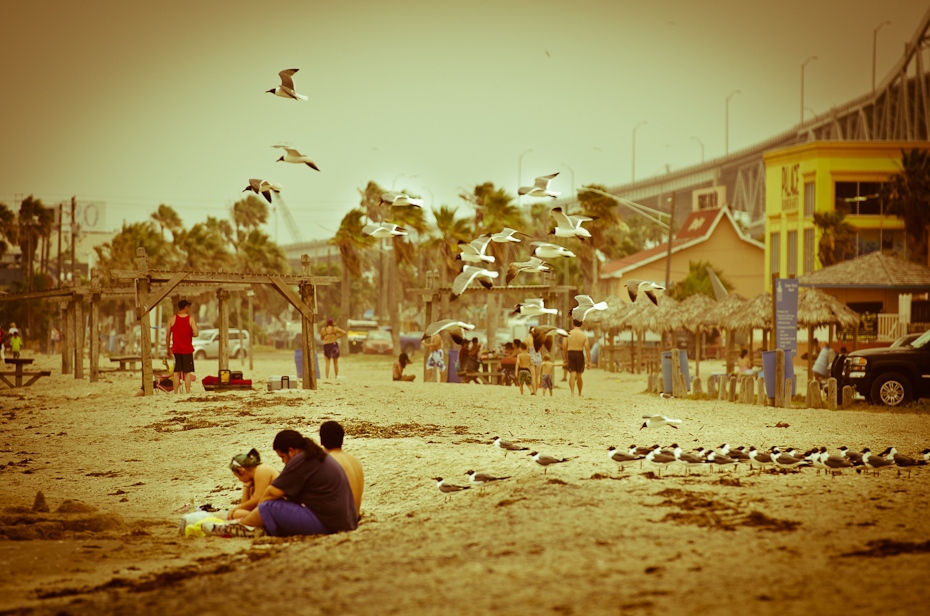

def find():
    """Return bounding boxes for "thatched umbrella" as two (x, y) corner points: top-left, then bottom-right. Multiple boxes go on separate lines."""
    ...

(678, 293), (717, 377)
(585, 296), (629, 370)
(614, 293), (659, 373)
(701, 293), (747, 374)
(727, 292), (773, 358)
(797, 288), (861, 381)
(649, 294), (683, 348)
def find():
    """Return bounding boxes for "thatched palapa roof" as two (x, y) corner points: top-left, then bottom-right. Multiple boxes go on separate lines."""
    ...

(677, 293), (717, 332)
(797, 288), (860, 329)
(649, 294), (682, 334)
(701, 293), (747, 330)
(798, 252), (930, 288)
(727, 292), (772, 331)
(618, 292), (658, 333)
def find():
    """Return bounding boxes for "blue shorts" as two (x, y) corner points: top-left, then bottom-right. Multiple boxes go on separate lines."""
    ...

(258, 500), (331, 537)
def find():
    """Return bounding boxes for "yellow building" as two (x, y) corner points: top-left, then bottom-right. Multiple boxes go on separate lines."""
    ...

(762, 141), (924, 291)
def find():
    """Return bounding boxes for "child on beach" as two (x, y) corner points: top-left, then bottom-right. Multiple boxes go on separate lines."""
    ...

(516, 342), (533, 395)
(539, 354), (555, 396)
(10, 332), (22, 359)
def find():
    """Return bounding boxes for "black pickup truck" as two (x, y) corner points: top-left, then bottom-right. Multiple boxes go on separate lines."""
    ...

(842, 329), (930, 406)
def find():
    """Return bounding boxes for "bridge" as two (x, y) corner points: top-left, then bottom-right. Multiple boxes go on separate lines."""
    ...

(580, 7), (930, 236)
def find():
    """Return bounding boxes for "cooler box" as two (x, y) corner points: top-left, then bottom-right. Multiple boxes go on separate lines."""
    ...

(268, 375), (300, 390)
(294, 349), (321, 379)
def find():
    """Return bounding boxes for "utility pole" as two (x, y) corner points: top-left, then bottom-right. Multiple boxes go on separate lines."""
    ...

(57, 203), (63, 286)
(664, 194), (676, 291)
(70, 196), (77, 284)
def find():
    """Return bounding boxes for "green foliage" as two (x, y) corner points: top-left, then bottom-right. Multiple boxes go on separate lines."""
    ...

(667, 260), (734, 300)
(813, 211), (856, 267)
(883, 148), (930, 263)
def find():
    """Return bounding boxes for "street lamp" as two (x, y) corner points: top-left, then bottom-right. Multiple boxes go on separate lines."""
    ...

(631, 121), (646, 183)
(518, 149), (533, 206)
(873, 20), (891, 93)
(725, 90), (740, 156)
(801, 56), (817, 124)
(691, 136), (705, 163)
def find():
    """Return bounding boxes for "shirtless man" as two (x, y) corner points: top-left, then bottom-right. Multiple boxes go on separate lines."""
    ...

(320, 318), (347, 379)
(320, 421), (364, 519)
(515, 342), (534, 395)
(564, 319), (591, 397)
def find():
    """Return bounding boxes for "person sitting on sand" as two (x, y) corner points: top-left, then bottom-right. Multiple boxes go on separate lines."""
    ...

(516, 342), (534, 395)
(539, 354), (555, 396)
(205, 429), (357, 538)
(320, 421), (364, 518)
(735, 349), (754, 375)
(393, 353), (416, 381)
(227, 448), (280, 521)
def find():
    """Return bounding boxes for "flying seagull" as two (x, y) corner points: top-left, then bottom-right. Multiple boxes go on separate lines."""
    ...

(519, 173), (560, 198)
(243, 179), (282, 204)
(622, 280), (664, 306)
(505, 257), (552, 285)
(549, 207), (593, 239)
(362, 222), (407, 239)
(273, 146), (320, 171)
(451, 265), (498, 300)
(528, 325), (567, 353)
(531, 241), (575, 260)
(571, 295), (608, 323)
(510, 298), (558, 318)
(640, 414), (682, 430)
(266, 68), (308, 101)
(423, 319), (476, 346)
(380, 193), (424, 208)
(456, 235), (495, 264)
(490, 227), (527, 243)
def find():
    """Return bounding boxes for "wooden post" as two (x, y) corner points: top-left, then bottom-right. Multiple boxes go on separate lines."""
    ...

(826, 378), (837, 410)
(718, 376), (727, 400)
(423, 272), (435, 382)
(809, 380), (823, 408)
(706, 376), (716, 398)
(692, 375), (703, 395)
(774, 349), (785, 408)
(89, 269), (101, 383)
(73, 292), (85, 380)
(217, 288), (230, 372)
(671, 349), (682, 397)
(784, 378), (792, 408)
(60, 300), (72, 375)
(842, 385), (854, 409)
(728, 375), (737, 402)
(136, 248), (153, 396)
(300, 255), (318, 390)
(757, 376), (765, 406)
(248, 290), (254, 371)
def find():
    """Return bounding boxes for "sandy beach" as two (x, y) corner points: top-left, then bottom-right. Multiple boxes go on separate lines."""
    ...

(1, 349), (929, 615)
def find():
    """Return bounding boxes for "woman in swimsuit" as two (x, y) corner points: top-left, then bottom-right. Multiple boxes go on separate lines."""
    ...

(321, 319), (347, 379)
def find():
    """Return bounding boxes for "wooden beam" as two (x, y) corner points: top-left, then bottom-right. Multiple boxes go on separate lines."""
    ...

(136, 248), (153, 396)
(406, 284), (574, 296)
(111, 270), (337, 286)
(269, 276), (315, 322)
(141, 271), (189, 315)
(217, 289), (230, 372)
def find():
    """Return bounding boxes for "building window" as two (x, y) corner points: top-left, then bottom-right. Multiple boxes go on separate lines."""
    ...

(804, 182), (815, 217)
(770, 232), (780, 275)
(787, 230), (797, 276)
(804, 228), (815, 273)
(835, 181), (884, 215)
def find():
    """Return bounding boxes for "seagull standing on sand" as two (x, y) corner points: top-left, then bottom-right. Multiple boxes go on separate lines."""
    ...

(645, 446), (678, 476)
(607, 446), (643, 471)
(519, 173), (561, 198)
(266, 68), (308, 101)
(493, 436), (529, 457)
(531, 241), (576, 260)
(571, 295), (608, 323)
(243, 179), (282, 204)
(672, 445), (706, 475)
(362, 222), (407, 239)
(456, 235), (496, 264)
(465, 470), (511, 489)
(528, 451), (573, 474)
(640, 415), (682, 430)
(433, 477), (470, 501)
(505, 257), (552, 285)
(860, 448), (894, 476)
(451, 265), (498, 300)
(273, 146), (320, 171)
(549, 207), (593, 239)
(423, 320), (476, 346)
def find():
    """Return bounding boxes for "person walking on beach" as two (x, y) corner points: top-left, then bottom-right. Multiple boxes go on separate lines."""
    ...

(10, 331), (22, 359)
(166, 300), (198, 393)
(539, 354), (555, 396)
(516, 342), (534, 395)
(426, 332), (445, 382)
(320, 318), (347, 379)
(565, 320), (591, 397)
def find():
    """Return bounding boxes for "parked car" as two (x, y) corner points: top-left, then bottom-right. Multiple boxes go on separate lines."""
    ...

(363, 330), (394, 355)
(347, 319), (379, 354)
(192, 328), (249, 360)
(399, 332), (423, 356)
(890, 332), (921, 348)
(842, 329), (930, 406)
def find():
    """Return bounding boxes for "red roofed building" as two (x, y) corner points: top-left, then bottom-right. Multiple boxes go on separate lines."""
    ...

(599, 206), (765, 299)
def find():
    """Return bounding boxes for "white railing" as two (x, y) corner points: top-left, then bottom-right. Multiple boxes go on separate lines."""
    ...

(877, 314), (907, 341)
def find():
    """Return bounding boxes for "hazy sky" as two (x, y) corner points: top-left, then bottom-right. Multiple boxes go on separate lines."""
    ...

(2, 0), (926, 244)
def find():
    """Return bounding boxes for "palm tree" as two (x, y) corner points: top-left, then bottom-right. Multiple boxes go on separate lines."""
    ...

(883, 148), (930, 263)
(151, 204), (183, 241)
(387, 203), (429, 350)
(813, 211), (856, 267)
(667, 260), (733, 300)
(576, 186), (631, 294)
(0, 202), (17, 260)
(176, 217), (234, 271)
(330, 208), (375, 329)
(426, 204), (472, 286)
(94, 221), (176, 276)
(17, 196), (55, 291)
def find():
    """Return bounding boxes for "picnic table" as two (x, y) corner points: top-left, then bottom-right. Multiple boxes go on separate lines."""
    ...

(457, 357), (505, 385)
(0, 358), (51, 388)
(108, 355), (142, 371)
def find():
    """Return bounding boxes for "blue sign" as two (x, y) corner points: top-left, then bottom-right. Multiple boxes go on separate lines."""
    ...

(774, 278), (798, 355)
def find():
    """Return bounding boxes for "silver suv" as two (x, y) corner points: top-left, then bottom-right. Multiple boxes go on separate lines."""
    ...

(192, 328), (249, 360)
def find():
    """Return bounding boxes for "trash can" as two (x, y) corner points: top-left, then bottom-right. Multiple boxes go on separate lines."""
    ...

(447, 349), (461, 383)
(294, 348), (321, 379)
(762, 349), (795, 399)
(660, 349), (690, 394)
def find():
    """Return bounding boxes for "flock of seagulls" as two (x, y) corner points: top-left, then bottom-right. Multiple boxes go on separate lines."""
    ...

(434, 436), (930, 499)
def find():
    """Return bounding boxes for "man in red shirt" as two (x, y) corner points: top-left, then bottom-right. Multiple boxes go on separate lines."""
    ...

(166, 300), (199, 393)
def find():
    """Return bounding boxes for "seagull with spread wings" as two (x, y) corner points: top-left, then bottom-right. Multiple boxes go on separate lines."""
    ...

(456, 235), (495, 264)
(510, 298), (558, 318)
(571, 295), (608, 323)
(528, 325), (568, 353)
(451, 265), (497, 300)
(243, 179), (282, 204)
(505, 256), (551, 285)
(380, 193), (424, 208)
(266, 68), (308, 101)
(362, 222), (407, 239)
(273, 145), (320, 171)
(422, 319), (476, 346)
(531, 241), (576, 260)
(519, 173), (560, 198)
(549, 207), (593, 239)
(622, 280), (664, 305)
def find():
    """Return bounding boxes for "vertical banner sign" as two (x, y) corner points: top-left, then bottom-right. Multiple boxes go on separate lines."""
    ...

(774, 278), (799, 355)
